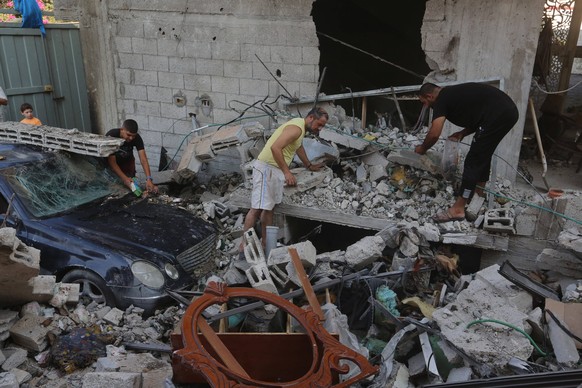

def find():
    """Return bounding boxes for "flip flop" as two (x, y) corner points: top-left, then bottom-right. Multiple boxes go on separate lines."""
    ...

(432, 210), (465, 223)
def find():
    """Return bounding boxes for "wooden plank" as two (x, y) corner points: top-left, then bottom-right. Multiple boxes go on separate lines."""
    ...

(289, 247), (324, 320)
(197, 317), (250, 378)
(229, 192), (393, 231)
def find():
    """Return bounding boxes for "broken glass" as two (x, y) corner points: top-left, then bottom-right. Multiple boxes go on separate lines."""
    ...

(5, 151), (126, 218)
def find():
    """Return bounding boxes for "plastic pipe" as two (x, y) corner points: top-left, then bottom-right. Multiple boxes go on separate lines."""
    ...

(528, 98), (550, 191)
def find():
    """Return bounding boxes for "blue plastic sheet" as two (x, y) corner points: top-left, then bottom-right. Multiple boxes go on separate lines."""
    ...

(14, 0), (46, 37)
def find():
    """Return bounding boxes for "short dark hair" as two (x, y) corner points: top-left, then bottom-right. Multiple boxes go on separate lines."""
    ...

(419, 83), (440, 96)
(122, 119), (138, 133)
(306, 107), (329, 120)
(20, 103), (33, 113)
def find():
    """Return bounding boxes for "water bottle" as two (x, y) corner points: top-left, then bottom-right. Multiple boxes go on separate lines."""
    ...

(130, 177), (143, 197)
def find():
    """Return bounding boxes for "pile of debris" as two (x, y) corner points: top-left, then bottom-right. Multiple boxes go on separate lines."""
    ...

(2, 109), (582, 387)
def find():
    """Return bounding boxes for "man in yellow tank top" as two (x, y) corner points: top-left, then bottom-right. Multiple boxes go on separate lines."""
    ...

(240, 107), (329, 253)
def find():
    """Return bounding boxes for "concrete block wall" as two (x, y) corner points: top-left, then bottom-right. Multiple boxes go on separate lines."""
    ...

(421, 0), (545, 183)
(54, 0), (320, 170)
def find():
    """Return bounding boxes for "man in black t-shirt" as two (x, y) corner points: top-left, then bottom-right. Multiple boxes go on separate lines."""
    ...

(106, 119), (158, 194)
(415, 82), (518, 223)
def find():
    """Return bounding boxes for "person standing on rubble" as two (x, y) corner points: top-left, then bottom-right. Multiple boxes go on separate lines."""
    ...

(106, 119), (158, 194)
(414, 82), (518, 223)
(239, 107), (329, 254)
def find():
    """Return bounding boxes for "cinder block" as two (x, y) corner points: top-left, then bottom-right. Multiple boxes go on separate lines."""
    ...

(196, 58), (224, 76)
(9, 315), (49, 352)
(245, 263), (278, 294)
(224, 61), (253, 79)
(211, 76), (240, 94)
(483, 208), (515, 234)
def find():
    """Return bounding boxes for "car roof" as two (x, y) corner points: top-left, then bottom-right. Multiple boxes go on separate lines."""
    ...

(0, 143), (52, 169)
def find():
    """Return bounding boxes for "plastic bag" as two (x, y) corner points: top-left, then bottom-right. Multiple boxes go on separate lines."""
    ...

(441, 138), (459, 180)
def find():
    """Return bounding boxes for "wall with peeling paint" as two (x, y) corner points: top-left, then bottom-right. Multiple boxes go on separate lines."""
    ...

(422, 0), (545, 182)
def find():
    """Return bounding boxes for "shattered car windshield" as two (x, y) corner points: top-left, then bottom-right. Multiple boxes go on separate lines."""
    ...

(5, 152), (125, 217)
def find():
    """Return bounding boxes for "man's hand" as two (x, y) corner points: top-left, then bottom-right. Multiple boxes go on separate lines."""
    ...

(284, 170), (297, 186)
(146, 179), (159, 194)
(307, 162), (325, 171)
(415, 145), (426, 155)
(448, 130), (465, 142)
(0, 98), (7, 106)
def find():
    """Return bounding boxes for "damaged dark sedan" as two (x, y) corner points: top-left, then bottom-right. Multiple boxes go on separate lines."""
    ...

(0, 143), (216, 315)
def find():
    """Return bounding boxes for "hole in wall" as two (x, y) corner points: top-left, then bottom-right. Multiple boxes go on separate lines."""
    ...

(212, 36), (217, 41)
(312, 0), (431, 127)
(284, 217), (375, 253)
(220, 7), (224, 11)
(276, 69), (282, 77)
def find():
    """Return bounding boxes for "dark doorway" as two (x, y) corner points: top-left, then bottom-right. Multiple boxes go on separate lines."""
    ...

(312, 0), (430, 127)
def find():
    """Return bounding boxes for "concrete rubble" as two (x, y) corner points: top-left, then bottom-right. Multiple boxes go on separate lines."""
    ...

(1, 110), (582, 387)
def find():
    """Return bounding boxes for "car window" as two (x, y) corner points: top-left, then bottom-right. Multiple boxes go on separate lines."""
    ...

(4, 152), (126, 218)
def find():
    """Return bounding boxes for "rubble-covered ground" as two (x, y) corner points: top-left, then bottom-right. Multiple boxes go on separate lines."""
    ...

(2, 110), (582, 387)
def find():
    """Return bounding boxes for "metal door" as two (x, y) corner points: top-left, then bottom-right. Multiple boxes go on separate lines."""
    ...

(0, 24), (91, 132)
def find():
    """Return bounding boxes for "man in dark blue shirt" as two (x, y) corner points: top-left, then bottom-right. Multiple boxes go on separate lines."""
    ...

(415, 82), (518, 222)
(106, 119), (158, 194)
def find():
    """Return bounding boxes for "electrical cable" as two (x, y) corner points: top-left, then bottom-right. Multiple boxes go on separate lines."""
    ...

(466, 318), (548, 356)
(532, 78), (582, 95)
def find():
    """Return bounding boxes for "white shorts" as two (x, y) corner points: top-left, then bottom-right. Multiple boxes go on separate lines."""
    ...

(251, 160), (284, 211)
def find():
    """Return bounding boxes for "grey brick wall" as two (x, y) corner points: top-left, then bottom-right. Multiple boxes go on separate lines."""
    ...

(54, 0), (321, 169)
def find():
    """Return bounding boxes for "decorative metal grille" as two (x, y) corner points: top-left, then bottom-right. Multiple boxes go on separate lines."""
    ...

(531, 0), (576, 108)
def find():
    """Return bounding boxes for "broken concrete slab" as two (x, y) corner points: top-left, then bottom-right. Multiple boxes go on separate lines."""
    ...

(361, 149), (390, 168)
(536, 248), (582, 278)
(210, 123), (251, 151)
(546, 312), (580, 366)
(344, 235), (385, 269)
(319, 127), (369, 150)
(0, 229), (77, 307)
(9, 314), (49, 352)
(557, 227), (582, 258)
(9, 368), (31, 385)
(283, 166), (333, 195)
(1, 348), (27, 371)
(103, 308), (124, 326)
(95, 353), (172, 388)
(82, 372), (142, 388)
(0, 311), (19, 342)
(432, 265), (534, 367)
(387, 149), (440, 175)
(0, 372), (18, 388)
(267, 241), (317, 268)
(0, 121), (124, 157)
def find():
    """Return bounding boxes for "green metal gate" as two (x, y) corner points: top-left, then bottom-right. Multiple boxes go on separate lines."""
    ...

(0, 24), (91, 132)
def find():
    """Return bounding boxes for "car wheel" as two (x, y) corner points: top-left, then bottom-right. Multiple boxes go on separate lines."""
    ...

(62, 269), (115, 307)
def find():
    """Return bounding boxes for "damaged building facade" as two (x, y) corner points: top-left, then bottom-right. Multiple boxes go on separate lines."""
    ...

(1, 0), (581, 387)
(53, 0), (544, 183)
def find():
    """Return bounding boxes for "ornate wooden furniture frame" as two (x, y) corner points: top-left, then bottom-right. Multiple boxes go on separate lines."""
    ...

(173, 282), (379, 387)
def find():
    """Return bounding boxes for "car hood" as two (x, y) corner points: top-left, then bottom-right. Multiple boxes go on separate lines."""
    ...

(43, 195), (216, 258)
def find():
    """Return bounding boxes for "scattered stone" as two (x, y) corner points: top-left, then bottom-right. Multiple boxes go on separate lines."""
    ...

(344, 236), (385, 269)
(82, 372), (141, 388)
(1, 348), (27, 371)
(103, 308), (124, 326)
(9, 314), (49, 352)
